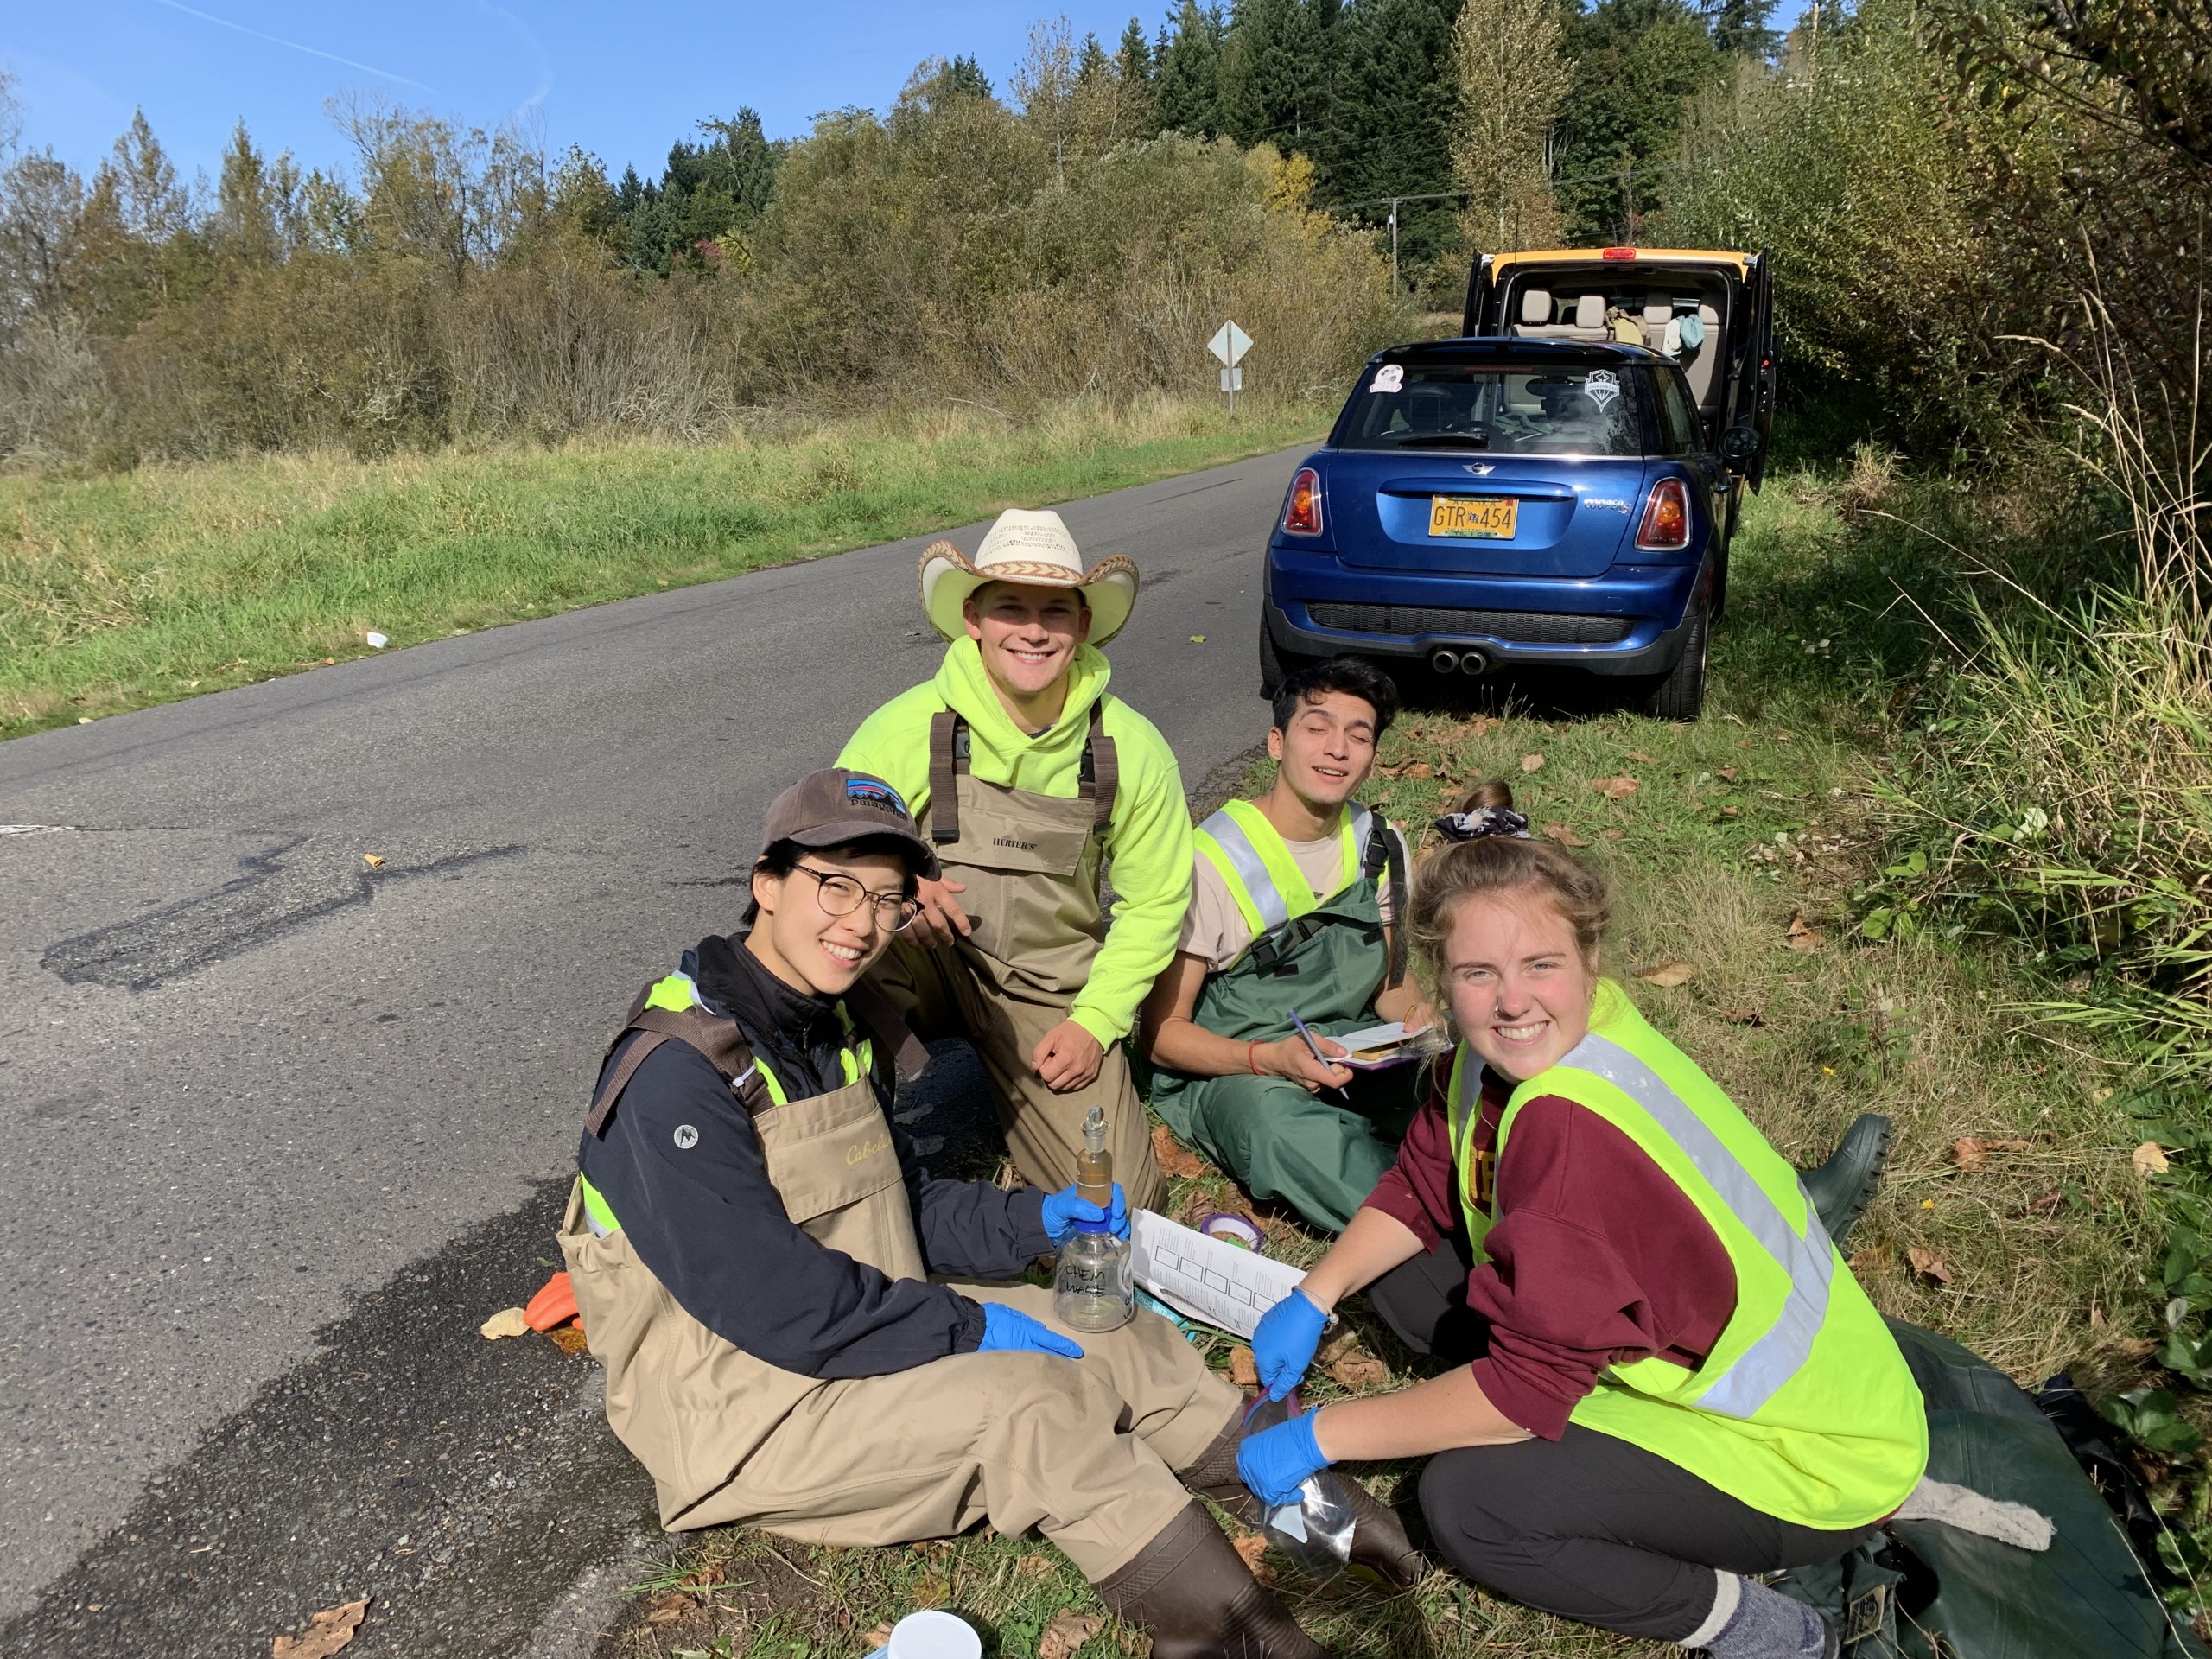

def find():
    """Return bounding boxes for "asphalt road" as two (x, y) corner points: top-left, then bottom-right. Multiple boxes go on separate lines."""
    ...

(0, 445), (1304, 1656)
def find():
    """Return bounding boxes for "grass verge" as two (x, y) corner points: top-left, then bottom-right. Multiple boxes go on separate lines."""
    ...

(583, 466), (2171, 1658)
(0, 397), (1323, 741)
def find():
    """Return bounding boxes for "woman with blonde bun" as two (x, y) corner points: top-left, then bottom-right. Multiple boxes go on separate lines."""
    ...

(1230, 782), (1926, 1659)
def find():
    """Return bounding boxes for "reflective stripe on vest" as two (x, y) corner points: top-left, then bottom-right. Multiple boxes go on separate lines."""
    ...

(582, 972), (874, 1235)
(1194, 799), (1370, 941)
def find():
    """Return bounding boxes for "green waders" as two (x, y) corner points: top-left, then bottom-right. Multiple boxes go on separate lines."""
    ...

(1148, 821), (1419, 1232)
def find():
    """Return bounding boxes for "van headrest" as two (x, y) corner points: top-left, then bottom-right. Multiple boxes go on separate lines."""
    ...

(1573, 294), (1605, 330)
(1643, 299), (1672, 327)
(1521, 288), (1552, 325)
(1699, 302), (1719, 327)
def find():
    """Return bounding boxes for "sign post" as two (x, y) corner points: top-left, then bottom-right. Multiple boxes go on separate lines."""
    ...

(1207, 321), (1253, 416)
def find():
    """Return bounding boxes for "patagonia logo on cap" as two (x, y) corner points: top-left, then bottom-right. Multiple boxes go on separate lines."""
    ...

(845, 777), (907, 817)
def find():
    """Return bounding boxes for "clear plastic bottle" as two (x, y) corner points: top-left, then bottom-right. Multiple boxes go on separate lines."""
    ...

(1055, 1105), (1134, 1332)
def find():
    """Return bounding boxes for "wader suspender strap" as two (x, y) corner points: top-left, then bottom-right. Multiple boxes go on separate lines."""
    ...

(925, 705), (1119, 846)
(1363, 821), (1409, 989)
(583, 983), (773, 1136)
(841, 980), (932, 1084)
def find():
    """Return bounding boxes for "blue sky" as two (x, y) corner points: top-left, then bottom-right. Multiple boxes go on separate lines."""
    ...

(3, 2), (1155, 187)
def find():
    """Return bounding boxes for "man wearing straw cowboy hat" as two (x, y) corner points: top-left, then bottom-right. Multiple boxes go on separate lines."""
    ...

(838, 508), (1186, 1209)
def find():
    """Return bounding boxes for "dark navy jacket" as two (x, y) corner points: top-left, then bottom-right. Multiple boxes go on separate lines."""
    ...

(578, 933), (1052, 1378)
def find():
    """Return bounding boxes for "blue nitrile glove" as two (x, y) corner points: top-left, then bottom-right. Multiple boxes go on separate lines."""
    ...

(1236, 1409), (1331, 1508)
(1252, 1287), (1329, 1401)
(977, 1301), (1085, 1359)
(1039, 1181), (1130, 1243)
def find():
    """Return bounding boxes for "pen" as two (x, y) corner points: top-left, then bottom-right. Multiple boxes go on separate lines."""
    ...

(1286, 1008), (1354, 1104)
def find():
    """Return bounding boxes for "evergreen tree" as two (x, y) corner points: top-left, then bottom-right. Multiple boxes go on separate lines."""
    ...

(212, 123), (301, 265)
(1116, 17), (1158, 136)
(1553, 0), (1727, 238)
(1154, 1), (1228, 136)
(1322, 0), (1463, 268)
(620, 109), (784, 272)
(1220, 0), (1338, 149)
(1705, 0), (1779, 59)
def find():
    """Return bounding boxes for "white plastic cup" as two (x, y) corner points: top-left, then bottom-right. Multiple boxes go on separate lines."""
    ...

(887, 1611), (982, 1659)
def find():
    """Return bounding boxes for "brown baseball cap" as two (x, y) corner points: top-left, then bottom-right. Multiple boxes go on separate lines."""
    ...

(759, 769), (940, 880)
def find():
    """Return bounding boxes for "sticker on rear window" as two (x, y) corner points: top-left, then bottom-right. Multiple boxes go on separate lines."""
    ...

(1583, 369), (1620, 409)
(1368, 364), (1404, 394)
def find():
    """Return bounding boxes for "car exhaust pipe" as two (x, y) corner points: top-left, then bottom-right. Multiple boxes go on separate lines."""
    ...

(1429, 648), (1459, 674)
(1459, 649), (1490, 677)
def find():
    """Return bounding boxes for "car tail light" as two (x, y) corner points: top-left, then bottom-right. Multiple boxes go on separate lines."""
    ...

(1637, 478), (1690, 550)
(1282, 467), (1324, 536)
(1601, 246), (1638, 261)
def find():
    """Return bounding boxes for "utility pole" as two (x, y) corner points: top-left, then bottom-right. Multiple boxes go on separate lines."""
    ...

(1388, 197), (1401, 294)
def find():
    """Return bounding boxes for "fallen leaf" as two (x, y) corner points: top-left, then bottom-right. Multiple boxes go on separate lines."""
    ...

(1151, 1123), (1210, 1180)
(1543, 821), (1591, 847)
(2025, 1192), (2063, 1217)
(546, 1325), (591, 1357)
(1592, 775), (1640, 800)
(1467, 716), (1494, 736)
(1719, 805), (1740, 817)
(1039, 1610), (1107, 1659)
(1950, 1136), (2031, 1172)
(1737, 737), (1757, 748)
(1402, 761), (1432, 779)
(271, 1598), (370, 1659)
(1848, 1244), (1893, 1273)
(645, 1593), (693, 1624)
(1630, 961), (1697, 987)
(1720, 1007), (1764, 1027)
(1330, 1353), (1389, 1390)
(1019, 1554), (1055, 1578)
(321, 657), (336, 666)
(1907, 1246), (1955, 1285)
(1716, 766), (1740, 782)
(479, 1307), (529, 1340)
(1602, 828), (1625, 840)
(1520, 753), (1546, 772)
(1784, 914), (1827, 951)
(1230, 1344), (1259, 1389)
(1624, 751), (1656, 763)
(863, 1623), (898, 1649)
(1189, 635), (1207, 644)
(361, 853), (385, 868)
(1776, 730), (1796, 741)
(1231, 1533), (1276, 1586)
(2134, 1141), (2171, 1178)
(1316, 1329), (1358, 1366)
(2113, 1337), (2160, 1358)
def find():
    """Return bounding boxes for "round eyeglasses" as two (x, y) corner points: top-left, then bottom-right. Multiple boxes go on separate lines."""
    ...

(790, 863), (923, 932)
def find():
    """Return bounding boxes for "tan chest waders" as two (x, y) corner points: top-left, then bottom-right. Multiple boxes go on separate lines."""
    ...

(560, 972), (1239, 1577)
(867, 705), (1164, 1208)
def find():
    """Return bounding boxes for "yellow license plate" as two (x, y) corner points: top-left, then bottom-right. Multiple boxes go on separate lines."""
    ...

(1429, 496), (1519, 538)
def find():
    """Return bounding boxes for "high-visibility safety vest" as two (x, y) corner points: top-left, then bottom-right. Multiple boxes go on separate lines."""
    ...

(1193, 798), (1404, 978)
(1446, 980), (1927, 1530)
(578, 969), (877, 1237)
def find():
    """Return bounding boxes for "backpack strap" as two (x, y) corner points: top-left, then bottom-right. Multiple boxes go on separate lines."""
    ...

(928, 711), (963, 844)
(1080, 702), (1119, 830)
(584, 984), (773, 1136)
(840, 979), (932, 1085)
(1365, 819), (1410, 989)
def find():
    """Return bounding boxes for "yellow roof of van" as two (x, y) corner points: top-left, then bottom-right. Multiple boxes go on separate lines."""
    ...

(1491, 248), (1751, 277)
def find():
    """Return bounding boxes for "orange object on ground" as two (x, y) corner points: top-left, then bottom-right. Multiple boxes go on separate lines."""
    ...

(525, 1272), (580, 1331)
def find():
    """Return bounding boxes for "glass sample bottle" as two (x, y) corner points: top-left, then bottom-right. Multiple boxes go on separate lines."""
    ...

(1056, 1105), (1133, 1332)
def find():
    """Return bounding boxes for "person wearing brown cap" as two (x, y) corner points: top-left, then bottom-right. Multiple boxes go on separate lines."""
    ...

(837, 507), (1188, 1212)
(556, 770), (1334, 1656)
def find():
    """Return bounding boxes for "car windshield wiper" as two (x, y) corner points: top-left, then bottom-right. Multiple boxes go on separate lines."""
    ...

(1380, 431), (1490, 449)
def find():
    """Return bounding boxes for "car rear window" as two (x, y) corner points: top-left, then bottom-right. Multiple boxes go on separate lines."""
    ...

(1333, 359), (1649, 456)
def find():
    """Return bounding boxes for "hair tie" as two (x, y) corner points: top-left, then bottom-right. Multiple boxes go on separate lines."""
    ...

(1433, 806), (1532, 842)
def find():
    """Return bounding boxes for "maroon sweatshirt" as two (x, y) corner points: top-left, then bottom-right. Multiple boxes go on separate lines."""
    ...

(1362, 1063), (1738, 1439)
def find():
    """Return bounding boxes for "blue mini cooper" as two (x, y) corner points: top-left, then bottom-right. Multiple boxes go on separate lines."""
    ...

(1261, 336), (1758, 720)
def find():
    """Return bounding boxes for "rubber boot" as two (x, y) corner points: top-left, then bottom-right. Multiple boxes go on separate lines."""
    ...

(1098, 1501), (1333, 1659)
(1798, 1113), (1891, 1247)
(1180, 1420), (1424, 1586)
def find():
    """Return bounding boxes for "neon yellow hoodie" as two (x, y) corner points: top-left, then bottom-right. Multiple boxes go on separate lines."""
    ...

(837, 639), (1192, 1046)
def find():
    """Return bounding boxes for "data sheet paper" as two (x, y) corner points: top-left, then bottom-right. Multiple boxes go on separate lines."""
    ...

(1130, 1209), (1306, 1339)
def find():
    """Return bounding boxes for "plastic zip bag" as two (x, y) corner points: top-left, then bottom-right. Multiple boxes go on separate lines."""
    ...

(1242, 1393), (1356, 1584)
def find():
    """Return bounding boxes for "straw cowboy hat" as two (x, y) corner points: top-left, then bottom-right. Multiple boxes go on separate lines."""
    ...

(918, 508), (1140, 645)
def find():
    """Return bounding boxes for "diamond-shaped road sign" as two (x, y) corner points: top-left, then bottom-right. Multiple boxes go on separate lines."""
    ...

(1207, 321), (1252, 368)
